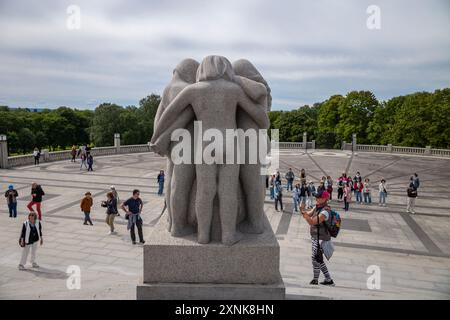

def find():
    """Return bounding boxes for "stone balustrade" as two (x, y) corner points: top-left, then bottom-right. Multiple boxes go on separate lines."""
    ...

(2, 139), (450, 169)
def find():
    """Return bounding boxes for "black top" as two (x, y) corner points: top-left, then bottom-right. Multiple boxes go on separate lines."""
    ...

(106, 198), (118, 214)
(123, 197), (143, 214)
(31, 185), (45, 202)
(20, 221), (42, 245)
(5, 189), (18, 204)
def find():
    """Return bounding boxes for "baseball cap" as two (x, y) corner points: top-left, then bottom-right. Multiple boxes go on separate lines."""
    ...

(315, 191), (330, 199)
(8, 185), (13, 190)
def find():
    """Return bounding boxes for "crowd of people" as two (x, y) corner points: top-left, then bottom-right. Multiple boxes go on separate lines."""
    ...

(4, 180), (152, 270)
(4, 158), (422, 287)
(267, 168), (421, 215)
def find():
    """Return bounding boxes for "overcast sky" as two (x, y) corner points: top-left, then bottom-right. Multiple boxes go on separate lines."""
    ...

(0, 0), (449, 110)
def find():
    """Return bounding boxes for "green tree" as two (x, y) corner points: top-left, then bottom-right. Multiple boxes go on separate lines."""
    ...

(336, 91), (378, 143)
(90, 103), (124, 146)
(17, 128), (36, 153)
(317, 95), (343, 148)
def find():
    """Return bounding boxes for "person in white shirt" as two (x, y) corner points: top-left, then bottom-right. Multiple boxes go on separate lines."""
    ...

(378, 179), (387, 206)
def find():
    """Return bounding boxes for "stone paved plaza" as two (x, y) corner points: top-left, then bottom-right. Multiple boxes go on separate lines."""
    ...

(0, 150), (449, 299)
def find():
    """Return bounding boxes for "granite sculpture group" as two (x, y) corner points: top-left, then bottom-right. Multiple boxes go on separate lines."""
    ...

(150, 55), (272, 246)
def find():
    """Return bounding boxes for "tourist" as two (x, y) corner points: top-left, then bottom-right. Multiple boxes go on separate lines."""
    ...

(5, 185), (19, 218)
(33, 147), (40, 165)
(87, 154), (94, 171)
(299, 182), (308, 208)
(85, 144), (91, 156)
(269, 174), (276, 200)
(307, 181), (316, 209)
(407, 178), (418, 214)
(274, 181), (283, 212)
(265, 175), (269, 189)
(378, 179), (388, 207)
(80, 153), (88, 170)
(363, 178), (371, 204)
(343, 181), (351, 212)
(70, 145), (77, 162)
(26, 182), (45, 220)
(110, 185), (120, 208)
(300, 191), (335, 286)
(157, 170), (165, 196)
(413, 173), (420, 189)
(353, 171), (362, 183)
(18, 212), (43, 270)
(103, 191), (118, 234)
(326, 176), (333, 200)
(337, 174), (344, 202)
(121, 189), (145, 244)
(80, 192), (94, 225)
(285, 168), (295, 191)
(354, 179), (363, 204)
(292, 183), (300, 213)
(317, 180), (325, 194)
(300, 168), (307, 185)
(275, 170), (281, 184)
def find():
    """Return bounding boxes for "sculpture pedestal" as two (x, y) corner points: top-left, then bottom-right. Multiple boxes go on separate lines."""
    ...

(136, 214), (285, 300)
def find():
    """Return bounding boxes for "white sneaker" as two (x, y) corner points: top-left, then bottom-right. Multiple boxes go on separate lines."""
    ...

(32, 262), (39, 268)
(107, 231), (112, 235)
(18, 264), (25, 270)
(411, 211), (416, 214)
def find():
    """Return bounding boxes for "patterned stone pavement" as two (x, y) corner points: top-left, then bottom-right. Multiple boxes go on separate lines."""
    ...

(0, 150), (449, 299)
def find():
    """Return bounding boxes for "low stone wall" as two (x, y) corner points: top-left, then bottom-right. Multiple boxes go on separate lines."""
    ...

(278, 141), (314, 149)
(6, 144), (152, 168)
(355, 144), (450, 158)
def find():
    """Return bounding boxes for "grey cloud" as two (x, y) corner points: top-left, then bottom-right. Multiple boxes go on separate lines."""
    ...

(0, 0), (449, 110)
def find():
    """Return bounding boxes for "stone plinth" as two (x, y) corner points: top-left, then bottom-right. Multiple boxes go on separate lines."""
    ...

(137, 213), (285, 300)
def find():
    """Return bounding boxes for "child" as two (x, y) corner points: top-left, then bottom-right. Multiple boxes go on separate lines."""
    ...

(87, 154), (94, 171)
(343, 181), (352, 212)
(363, 178), (371, 204)
(80, 192), (93, 225)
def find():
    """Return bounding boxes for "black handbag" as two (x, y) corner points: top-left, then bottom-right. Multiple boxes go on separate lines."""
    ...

(315, 214), (324, 263)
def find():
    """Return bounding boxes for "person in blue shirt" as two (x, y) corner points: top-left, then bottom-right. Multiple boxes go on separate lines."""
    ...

(292, 183), (300, 213)
(121, 189), (145, 244)
(274, 181), (283, 212)
(157, 170), (165, 196)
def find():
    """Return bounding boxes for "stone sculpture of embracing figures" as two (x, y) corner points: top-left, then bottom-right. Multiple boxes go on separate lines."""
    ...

(150, 55), (272, 246)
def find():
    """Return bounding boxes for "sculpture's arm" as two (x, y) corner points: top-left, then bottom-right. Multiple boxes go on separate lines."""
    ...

(150, 107), (195, 156)
(237, 89), (270, 130)
(151, 85), (194, 144)
(234, 76), (267, 103)
(154, 87), (170, 128)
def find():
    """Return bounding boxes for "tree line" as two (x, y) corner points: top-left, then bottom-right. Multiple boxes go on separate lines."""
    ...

(269, 88), (449, 149)
(0, 89), (448, 155)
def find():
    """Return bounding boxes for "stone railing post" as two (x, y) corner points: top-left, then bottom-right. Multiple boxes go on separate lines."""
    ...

(42, 149), (49, 162)
(425, 146), (431, 155)
(352, 133), (357, 152)
(114, 133), (121, 154)
(312, 140), (316, 150)
(342, 141), (346, 151)
(387, 144), (393, 153)
(0, 134), (9, 169)
(303, 132), (307, 151)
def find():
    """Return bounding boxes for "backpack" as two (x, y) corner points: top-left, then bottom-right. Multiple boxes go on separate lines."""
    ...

(323, 206), (342, 238)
